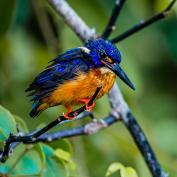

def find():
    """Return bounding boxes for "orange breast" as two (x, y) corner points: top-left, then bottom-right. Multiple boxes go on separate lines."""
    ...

(44, 67), (116, 107)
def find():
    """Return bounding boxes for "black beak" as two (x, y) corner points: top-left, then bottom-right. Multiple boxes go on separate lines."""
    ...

(102, 61), (135, 90)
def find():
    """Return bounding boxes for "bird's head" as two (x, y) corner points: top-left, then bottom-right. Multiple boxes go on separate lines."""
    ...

(84, 38), (135, 90)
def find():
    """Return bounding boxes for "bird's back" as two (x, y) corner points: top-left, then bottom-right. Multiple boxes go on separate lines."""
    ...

(26, 48), (90, 117)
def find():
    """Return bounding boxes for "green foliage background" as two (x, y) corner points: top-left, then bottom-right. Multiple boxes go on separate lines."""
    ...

(0, 0), (177, 176)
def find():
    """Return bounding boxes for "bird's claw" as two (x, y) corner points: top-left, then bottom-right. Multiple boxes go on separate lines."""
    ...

(79, 98), (95, 111)
(85, 101), (95, 111)
(63, 112), (75, 120)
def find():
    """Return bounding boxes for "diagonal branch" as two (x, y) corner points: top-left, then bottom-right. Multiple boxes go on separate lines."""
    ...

(102, 0), (126, 39)
(0, 87), (101, 163)
(49, 0), (96, 42)
(111, 0), (176, 43)
(25, 115), (119, 143)
(109, 84), (167, 177)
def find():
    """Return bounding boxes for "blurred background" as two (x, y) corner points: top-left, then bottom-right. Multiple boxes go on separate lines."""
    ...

(0, 0), (177, 176)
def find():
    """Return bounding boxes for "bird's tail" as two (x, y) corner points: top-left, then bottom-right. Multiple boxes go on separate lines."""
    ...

(29, 101), (48, 118)
(30, 108), (41, 118)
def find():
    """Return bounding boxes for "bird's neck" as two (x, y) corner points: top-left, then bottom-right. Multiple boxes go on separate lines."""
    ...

(99, 67), (114, 75)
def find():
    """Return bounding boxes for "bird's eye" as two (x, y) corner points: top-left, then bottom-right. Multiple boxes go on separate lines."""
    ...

(99, 52), (106, 58)
(105, 56), (114, 64)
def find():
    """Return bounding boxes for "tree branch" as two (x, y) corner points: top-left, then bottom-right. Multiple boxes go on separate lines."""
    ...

(29, 115), (119, 143)
(0, 87), (101, 162)
(109, 84), (167, 177)
(49, 0), (96, 42)
(111, 0), (176, 43)
(101, 0), (126, 39)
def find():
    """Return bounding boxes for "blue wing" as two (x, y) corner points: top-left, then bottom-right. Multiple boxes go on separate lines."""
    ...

(26, 48), (90, 102)
(49, 47), (89, 64)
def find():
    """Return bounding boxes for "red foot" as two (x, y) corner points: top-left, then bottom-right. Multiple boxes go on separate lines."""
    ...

(63, 112), (75, 120)
(63, 104), (75, 120)
(79, 98), (95, 111)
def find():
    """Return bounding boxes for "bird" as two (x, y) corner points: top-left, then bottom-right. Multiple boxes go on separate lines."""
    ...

(26, 38), (135, 119)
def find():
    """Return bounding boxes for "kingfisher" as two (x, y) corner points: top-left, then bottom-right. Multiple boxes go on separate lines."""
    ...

(26, 38), (135, 119)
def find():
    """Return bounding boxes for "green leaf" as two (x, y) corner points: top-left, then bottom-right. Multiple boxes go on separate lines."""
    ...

(55, 149), (71, 162)
(50, 139), (73, 155)
(0, 143), (67, 177)
(42, 144), (67, 177)
(55, 148), (76, 171)
(51, 140), (76, 176)
(10, 146), (42, 176)
(36, 143), (46, 172)
(0, 144), (43, 176)
(14, 115), (28, 132)
(0, 105), (17, 141)
(105, 162), (138, 177)
(121, 167), (138, 177)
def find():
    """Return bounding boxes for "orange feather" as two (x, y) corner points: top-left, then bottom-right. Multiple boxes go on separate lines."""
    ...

(37, 67), (116, 111)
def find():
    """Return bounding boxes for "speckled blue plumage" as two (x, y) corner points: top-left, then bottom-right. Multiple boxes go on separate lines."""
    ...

(85, 38), (121, 67)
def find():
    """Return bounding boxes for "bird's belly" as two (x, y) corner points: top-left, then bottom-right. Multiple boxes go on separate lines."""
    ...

(46, 68), (116, 106)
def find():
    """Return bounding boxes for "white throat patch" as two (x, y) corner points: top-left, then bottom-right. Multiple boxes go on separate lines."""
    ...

(100, 67), (114, 74)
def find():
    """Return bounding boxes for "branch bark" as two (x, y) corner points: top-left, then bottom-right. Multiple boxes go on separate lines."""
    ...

(49, 0), (96, 42)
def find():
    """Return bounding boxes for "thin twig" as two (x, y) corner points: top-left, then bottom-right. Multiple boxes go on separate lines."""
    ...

(111, 0), (176, 43)
(33, 115), (118, 143)
(102, 0), (126, 39)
